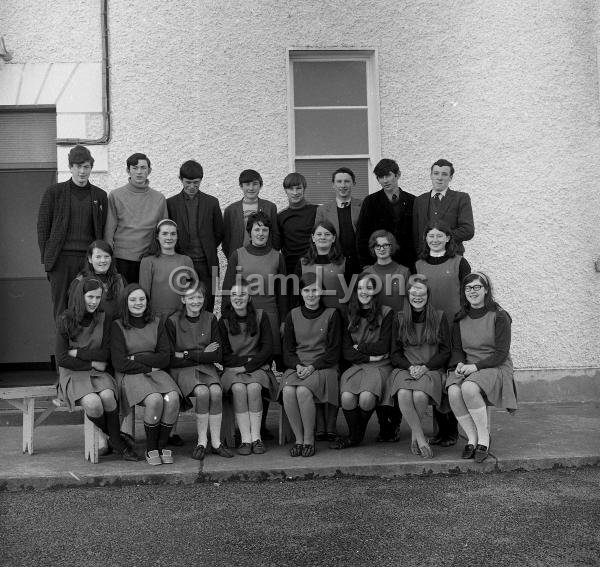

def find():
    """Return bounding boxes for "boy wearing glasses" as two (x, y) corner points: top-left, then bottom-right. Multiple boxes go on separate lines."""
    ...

(166, 159), (224, 312)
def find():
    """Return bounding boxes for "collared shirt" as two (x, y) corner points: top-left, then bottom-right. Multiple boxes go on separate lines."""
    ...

(336, 197), (351, 208)
(431, 188), (448, 200)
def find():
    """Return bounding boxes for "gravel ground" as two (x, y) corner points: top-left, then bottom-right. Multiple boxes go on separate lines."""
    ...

(2, 467), (599, 566)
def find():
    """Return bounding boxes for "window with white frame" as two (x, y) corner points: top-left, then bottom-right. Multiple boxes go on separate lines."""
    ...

(288, 50), (380, 204)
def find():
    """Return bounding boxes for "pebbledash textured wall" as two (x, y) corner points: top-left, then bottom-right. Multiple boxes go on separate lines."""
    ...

(2, 0), (600, 398)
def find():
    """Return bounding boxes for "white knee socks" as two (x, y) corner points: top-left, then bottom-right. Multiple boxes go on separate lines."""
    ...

(236, 412), (252, 444)
(209, 413), (223, 449)
(456, 412), (478, 446)
(249, 411), (262, 442)
(196, 413), (209, 447)
(470, 406), (489, 447)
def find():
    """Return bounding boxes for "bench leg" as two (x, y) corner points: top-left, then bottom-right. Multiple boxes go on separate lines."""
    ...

(278, 403), (293, 446)
(84, 415), (100, 464)
(23, 397), (35, 454)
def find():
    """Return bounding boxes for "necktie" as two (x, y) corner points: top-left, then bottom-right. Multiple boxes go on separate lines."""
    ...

(392, 194), (398, 202)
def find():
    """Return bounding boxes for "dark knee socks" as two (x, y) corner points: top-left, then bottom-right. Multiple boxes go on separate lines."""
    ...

(104, 409), (125, 451)
(158, 422), (174, 450)
(357, 408), (374, 443)
(144, 422), (160, 453)
(342, 408), (361, 443)
(87, 413), (107, 435)
(376, 405), (402, 437)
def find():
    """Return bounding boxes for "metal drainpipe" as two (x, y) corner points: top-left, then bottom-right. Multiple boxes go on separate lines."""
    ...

(57, 0), (110, 145)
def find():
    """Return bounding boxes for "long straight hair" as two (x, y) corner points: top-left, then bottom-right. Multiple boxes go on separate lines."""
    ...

(58, 277), (103, 339)
(347, 273), (383, 332)
(395, 277), (441, 346)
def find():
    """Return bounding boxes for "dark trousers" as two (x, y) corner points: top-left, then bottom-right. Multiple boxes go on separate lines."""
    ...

(193, 260), (215, 312)
(48, 252), (86, 319)
(115, 258), (140, 286)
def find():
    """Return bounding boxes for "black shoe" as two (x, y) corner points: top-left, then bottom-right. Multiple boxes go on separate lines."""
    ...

(120, 432), (135, 450)
(474, 444), (490, 463)
(118, 445), (139, 462)
(329, 437), (355, 450)
(192, 444), (206, 461)
(212, 444), (234, 458)
(429, 434), (444, 446)
(461, 444), (476, 459)
(440, 434), (458, 447)
(168, 434), (184, 447)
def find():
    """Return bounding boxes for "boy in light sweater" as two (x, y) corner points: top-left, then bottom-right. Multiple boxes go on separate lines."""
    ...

(104, 153), (168, 283)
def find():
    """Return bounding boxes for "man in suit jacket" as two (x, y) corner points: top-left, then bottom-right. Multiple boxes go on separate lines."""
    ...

(315, 167), (362, 280)
(356, 158), (416, 271)
(37, 145), (107, 319)
(222, 169), (280, 259)
(166, 160), (224, 312)
(412, 159), (474, 256)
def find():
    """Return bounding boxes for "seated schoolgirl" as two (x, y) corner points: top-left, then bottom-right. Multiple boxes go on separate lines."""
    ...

(447, 272), (517, 463)
(110, 283), (181, 466)
(331, 273), (393, 449)
(387, 275), (450, 458)
(165, 282), (232, 460)
(218, 279), (278, 456)
(56, 277), (137, 461)
(280, 272), (342, 457)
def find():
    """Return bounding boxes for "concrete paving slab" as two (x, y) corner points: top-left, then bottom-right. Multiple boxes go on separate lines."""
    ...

(0, 402), (598, 491)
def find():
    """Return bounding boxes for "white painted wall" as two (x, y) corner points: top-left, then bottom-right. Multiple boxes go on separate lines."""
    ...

(2, 0), (600, 387)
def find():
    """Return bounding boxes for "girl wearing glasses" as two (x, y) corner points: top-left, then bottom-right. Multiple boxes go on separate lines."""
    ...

(56, 277), (138, 461)
(280, 272), (342, 457)
(139, 219), (195, 319)
(219, 279), (278, 456)
(331, 273), (393, 449)
(446, 272), (516, 463)
(166, 282), (233, 461)
(415, 221), (471, 448)
(387, 275), (450, 458)
(364, 230), (410, 313)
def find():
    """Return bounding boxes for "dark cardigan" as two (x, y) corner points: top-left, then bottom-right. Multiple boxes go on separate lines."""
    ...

(37, 179), (108, 271)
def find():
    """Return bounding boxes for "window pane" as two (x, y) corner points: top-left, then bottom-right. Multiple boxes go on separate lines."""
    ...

(0, 111), (57, 169)
(295, 109), (368, 156)
(295, 158), (369, 205)
(294, 61), (367, 107)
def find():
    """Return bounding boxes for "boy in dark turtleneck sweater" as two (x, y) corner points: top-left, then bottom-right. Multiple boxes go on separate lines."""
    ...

(277, 172), (318, 278)
(37, 145), (107, 319)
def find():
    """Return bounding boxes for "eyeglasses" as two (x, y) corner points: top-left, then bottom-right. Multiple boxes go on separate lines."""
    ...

(465, 285), (483, 292)
(374, 243), (391, 249)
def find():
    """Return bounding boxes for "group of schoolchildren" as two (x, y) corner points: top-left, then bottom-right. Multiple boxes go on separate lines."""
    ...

(40, 145), (517, 467)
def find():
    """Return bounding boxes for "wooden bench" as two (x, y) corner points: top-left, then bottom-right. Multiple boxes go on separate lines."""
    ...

(0, 385), (101, 463)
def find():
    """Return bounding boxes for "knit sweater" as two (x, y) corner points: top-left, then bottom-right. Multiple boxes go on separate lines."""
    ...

(104, 182), (168, 261)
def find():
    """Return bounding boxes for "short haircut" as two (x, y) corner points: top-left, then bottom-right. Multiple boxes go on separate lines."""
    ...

(245, 210), (272, 235)
(431, 158), (455, 177)
(126, 153), (151, 170)
(239, 169), (263, 187)
(373, 158), (400, 178)
(368, 229), (399, 257)
(179, 159), (204, 180)
(331, 167), (355, 183)
(68, 145), (94, 167)
(283, 172), (307, 189)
